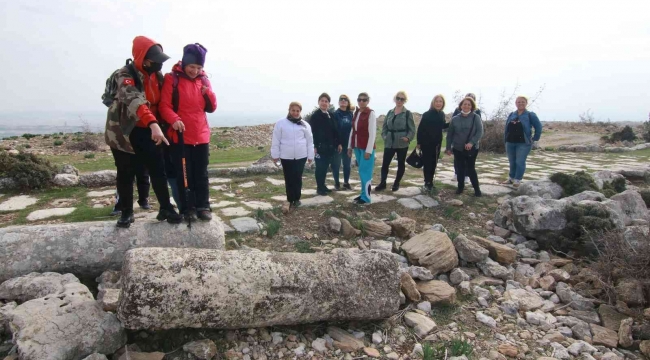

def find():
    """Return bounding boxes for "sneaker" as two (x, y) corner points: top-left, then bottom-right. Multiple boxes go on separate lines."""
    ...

(343, 183), (352, 190)
(197, 210), (212, 221)
(474, 189), (482, 197)
(455, 188), (464, 195)
(324, 188), (332, 193)
(317, 190), (328, 196)
(424, 183), (433, 191)
(157, 208), (183, 224)
(110, 207), (122, 216)
(354, 198), (369, 205)
(465, 176), (470, 183)
(391, 183), (400, 192)
(138, 200), (152, 210)
(452, 174), (458, 181)
(513, 181), (521, 189)
(116, 211), (135, 228)
(291, 200), (302, 208)
(334, 183), (341, 191)
(375, 182), (387, 191)
(183, 211), (198, 222)
(500, 179), (513, 185)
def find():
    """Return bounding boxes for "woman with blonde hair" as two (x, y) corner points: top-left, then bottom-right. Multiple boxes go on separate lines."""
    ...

(271, 101), (314, 207)
(446, 97), (484, 196)
(332, 94), (355, 190)
(376, 90), (416, 192)
(502, 96), (542, 187)
(417, 94), (449, 191)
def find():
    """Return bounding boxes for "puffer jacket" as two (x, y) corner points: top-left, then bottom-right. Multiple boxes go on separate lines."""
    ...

(159, 62), (217, 145)
(381, 107), (415, 149)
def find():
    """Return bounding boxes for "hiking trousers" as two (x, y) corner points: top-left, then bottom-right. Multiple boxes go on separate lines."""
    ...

(171, 143), (210, 215)
(281, 157), (307, 203)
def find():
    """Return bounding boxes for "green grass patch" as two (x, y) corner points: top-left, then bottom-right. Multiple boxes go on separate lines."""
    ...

(44, 153), (114, 173)
(265, 219), (281, 237)
(295, 241), (315, 253)
(209, 146), (268, 165)
(429, 303), (460, 326)
(53, 140), (64, 146)
(84, 153), (95, 159)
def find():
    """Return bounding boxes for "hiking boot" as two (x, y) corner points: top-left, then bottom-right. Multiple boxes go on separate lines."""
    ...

(110, 207), (122, 216)
(375, 182), (386, 191)
(343, 183), (352, 190)
(334, 183), (341, 191)
(197, 210), (212, 221)
(391, 182), (400, 192)
(138, 200), (152, 210)
(157, 207), (183, 224)
(317, 189), (328, 196)
(474, 189), (482, 197)
(424, 183), (433, 191)
(291, 200), (302, 208)
(183, 211), (198, 222)
(455, 188), (464, 195)
(116, 211), (135, 228)
(354, 198), (369, 205)
(324, 188), (332, 193)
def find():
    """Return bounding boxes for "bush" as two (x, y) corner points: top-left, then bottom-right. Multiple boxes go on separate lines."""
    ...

(552, 204), (617, 254)
(640, 190), (650, 208)
(84, 153), (95, 159)
(608, 126), (637, 143)
(42, 134), (50, 139)
(265, 220), (281, 237)
(479, 119), (506, 153)
(62, 136), (69, 140)
(601, 177), (626, 198)
(66, 136), (100, 151)
(21, 133), (37, 140)
(550, 171), (599, 197)
(0, 152), (56, 190)
(295, 241), (315, 253)
(53, 140), (63, 146)
(643, 121), (650, 143)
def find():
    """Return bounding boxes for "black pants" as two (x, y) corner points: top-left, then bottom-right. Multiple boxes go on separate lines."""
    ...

(314, 152), (336, 191)
(281, 158), (307, 202)
(171, 143), (210, 214)
(453, 148), (480, 191)
(421, 144), (441, 185)
(111, 127), (172, 214)
(380, 147), (408, 184)
(114, 162), (149, 211)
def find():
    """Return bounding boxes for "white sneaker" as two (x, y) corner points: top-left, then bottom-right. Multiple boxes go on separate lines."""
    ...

(452, 174), (457, 181)
(465, 176), (470, 183)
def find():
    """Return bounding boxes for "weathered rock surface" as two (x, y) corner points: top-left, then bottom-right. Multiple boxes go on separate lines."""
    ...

(340, 218), (361, 238)
(404, 311), (437, 337)
(118, 248), (400, 329)
(556, 282), (595, 310)
(477, 258), (513, 280)
(504, 288), (544, 311)
(0, 217), (225, 282)
(493, 196), (568, 242)
(79, 170), (117, 187)
(516, 181), (563, 199)
(52, 173), (79, 187)
(590, 323), (619, 348)
(328, 326), (364, 352)
(616, 279), (646, 306)
(470, 235), (517, 264)
(0, 272), (79, 302)
(401, 231), (458, 276)
(388, 217), (416, 238)
(400, 272), (421, 302)
(453, 235), (489, 263)
(610, 190), (649, 225)
(592, 171), (626, 190)
(183, 339), (218, 360)
(10, 282), (126, 359)
(599, 304), (628, 331)
(416, 280), (456, 304)
(362, 220), (392, 238)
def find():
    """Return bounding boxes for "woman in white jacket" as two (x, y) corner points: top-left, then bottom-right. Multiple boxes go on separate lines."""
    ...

(271, 101), (315, 207)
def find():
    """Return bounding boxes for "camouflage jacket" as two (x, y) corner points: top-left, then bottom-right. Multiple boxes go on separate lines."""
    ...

(104, 66), (162, 153)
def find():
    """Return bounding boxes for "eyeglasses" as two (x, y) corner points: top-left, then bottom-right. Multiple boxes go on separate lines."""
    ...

(339, 98), (349, 102)
(357, 98), (369, 102)
(396, 97), (406, 102)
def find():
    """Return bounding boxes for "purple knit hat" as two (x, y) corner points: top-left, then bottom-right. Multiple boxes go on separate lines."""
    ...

(181, 43), (207, 68)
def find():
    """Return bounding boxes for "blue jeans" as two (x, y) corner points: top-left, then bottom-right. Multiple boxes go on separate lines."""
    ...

(506, 142), (532, 181)
(332, 148), (351, 185)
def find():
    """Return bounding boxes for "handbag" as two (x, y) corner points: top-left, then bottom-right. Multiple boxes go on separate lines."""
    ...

(406, 149), (423, 168)
(463, 114), (478, 158)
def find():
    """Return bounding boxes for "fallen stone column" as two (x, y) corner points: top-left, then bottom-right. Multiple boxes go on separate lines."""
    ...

(118, 248), (401, 330)
(0, 218), (225, 282)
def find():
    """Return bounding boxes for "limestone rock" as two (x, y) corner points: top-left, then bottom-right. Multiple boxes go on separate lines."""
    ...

(568, 310), (600, 324)
(550, 342), (570, 359)
(504, 288), (544, 311)
(610, 190), (649, 225)
(449, 268), (470, 285)
(117, 352), (165, 360)
(476, 312), (497, 328)
(416, 280), (456, 304)
(640, 340), (650, 357)
(0, 218), (226, 282)
(364, 347), (380, 358)
(567, 340), (597, 356)
(183, 339), (218, 360)
(400, 273), (421, 302)
(328, 326), (364, 352)
(453, 235), (489, 263)
(556, 282), (595, 311)
(616, 279), (645, 307)
(328, 217), (342, 233)
(340, 218), (361, 238)
(406, 266), (435, 281)
(0, 272), (79, 302)
(363, 220), (392, 238)
(118, 248), (400, 329)
(388, 217), (416, 238)
(470, 235), (517, 264)
(98, 288), (120, 312)
(477, 258), (513, 280)
(26, 207), (76, 221)
(497, 344), (518, 357)
(82, 354), (109, 360)
(401, 231), (458, 276)
(397, 198), (423, 210)
(592, 171), (626, 190)
(516, 181), (563, 199)
(590, 324), (618, 348)
(404, 312), (437, 337)
(79, 170), (117, 187)
(10, 282), (126, 359)
(493, 196), (568, 244)
(52, 173), (79, 187)
(619, 318), (634, 348)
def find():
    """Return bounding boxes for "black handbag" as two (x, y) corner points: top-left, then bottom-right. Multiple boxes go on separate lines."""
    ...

(406, 149), (423, 168)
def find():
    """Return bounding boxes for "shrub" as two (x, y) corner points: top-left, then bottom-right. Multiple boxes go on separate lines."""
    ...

(479, 119), (506, 153)
(21, 133), (37, 140)
(0, 152), (56, 190)
(609, 126), (637, 143)
(640, 190), (650, 208)
(601, 177), (626, 198)
(42, 134), (50, 139)
(550, 171), (599, 197)
(84, 153), (95, 159)
(295, 241), (315, 253)
(265, 220), (281, 237)
(53, 140), (64, 146)
(62, 136), (69, 140)
(643, 121), (650, 143)
(552, 204), (616, 254)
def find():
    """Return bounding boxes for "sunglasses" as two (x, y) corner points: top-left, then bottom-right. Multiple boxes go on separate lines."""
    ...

(357, 98), (369, 102)
(339, 98), (349, 102)
(396, 97), (406, 102)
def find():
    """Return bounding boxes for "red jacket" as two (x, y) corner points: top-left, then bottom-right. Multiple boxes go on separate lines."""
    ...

(351, 107), (376, 150)
(159, 62), (217, 145)
(131, 36), (164, 128)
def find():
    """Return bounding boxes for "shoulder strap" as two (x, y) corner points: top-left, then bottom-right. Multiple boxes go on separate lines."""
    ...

(171, 72), (180, 113)
(156, 72), (164, 91)
(125, 61), (142, 91)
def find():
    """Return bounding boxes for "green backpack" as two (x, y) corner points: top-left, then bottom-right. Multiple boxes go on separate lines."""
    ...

(101, 59), (163, 107)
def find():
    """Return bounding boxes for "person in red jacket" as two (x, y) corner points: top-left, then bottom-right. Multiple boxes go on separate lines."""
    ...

(160, 43), (217, 221)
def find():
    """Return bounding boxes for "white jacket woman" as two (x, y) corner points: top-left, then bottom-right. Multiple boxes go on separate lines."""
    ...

(271, 102), (314, 207)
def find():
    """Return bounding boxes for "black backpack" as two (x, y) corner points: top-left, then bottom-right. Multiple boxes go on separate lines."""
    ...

(101, 59), (163, 107)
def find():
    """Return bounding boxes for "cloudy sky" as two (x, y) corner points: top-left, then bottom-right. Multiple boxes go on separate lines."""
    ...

(0, 0), (649, 127)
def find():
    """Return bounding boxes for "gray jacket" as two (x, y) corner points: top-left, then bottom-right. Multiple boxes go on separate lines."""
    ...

(446, 113), (484, 152)
(381, 108), (416, 149)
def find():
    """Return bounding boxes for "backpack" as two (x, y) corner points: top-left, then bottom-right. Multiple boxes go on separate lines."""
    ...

(101, 59), (163, 107)
(170, 72), (211, 113)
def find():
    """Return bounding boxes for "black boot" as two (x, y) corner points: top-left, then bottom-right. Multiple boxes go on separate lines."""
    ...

(157, 206), (183, 224)
(391, 182), (400, 192)
(197, 210), (212, 221)
(375, 182), (386, 191)
(474, 188), (482, 197)
(116, 211), (134, 228)
(455, 187), (464, 195)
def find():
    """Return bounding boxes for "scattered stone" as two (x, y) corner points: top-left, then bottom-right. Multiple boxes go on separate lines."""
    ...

(0, 195), (38, 211)
(416, 280), (456, 304)
(448, 199), (463, 206)
(568, 310), (601, 324)
(328, 217), (342, 233)
(26, 207), (76, 221)
(476, 312), (497, 328)
(504, 288), (544, 311)
(372, 331), (383, 345)
(183, 339), (218, 360)
(516, 180), (563, 199)
(550, 342), (570, 359)
(497, 344), (518, 357)
(0, 272), (80, 302)
(548, 269), (571, 282)
(400, 273), (421, 302)
(407, 266), (435, 281)
(453, 235), (489, 263)
(640, 341), (650, 357)
(449, 268), (470, 285)
(477, 258), (513, 280)
(413, 194), (439, 208)
(117, 352), (165, 360)
(364, 347), (380, 358)
(539, 275), (556, 291)
(230, 217), (260, 233)
(590, 324), (619, 348)
(615, 279), (646, 307)
(362, 220), (392, 238)
(567, 340), (597, 356)
(598, 305), (627, 331)
(556, 282), (595, 311)
(397, 197), (423, 210)
(83, 354), (108, 360)
(328, 326), (364, 352)
(404, 311), (437, 337)
(98, 288), (120, 312)
(417, 301), (432, 313)
(340, 218), (361, 238)
(312, 338), (327, 353)
(388, 217), (417, 238)
(470, 276), (504, 287)
(53, 173), (79, 187)
(471, 235), (517, 264)
(401, 230), (458, 276)
(493, 226), (511, 238)
(618, 318), (634, 348)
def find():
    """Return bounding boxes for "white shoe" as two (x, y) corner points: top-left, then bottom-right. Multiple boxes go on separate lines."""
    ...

(452, 174), (457, 181)
(465, 176), (470, 183)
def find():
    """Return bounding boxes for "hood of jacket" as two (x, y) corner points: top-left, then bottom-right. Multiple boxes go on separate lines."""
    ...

(132, 36), (162, 73)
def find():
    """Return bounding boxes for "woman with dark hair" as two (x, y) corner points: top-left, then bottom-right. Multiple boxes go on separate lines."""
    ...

(271, 102), (314, 207)
(332, 94), (354, 190)
(159, 43), (217, 221)
(452, 93), (482, 184)
(347, 92), (377, 205)
(446, 97), (484, 196)
(309, 93), (341, 195)
(417, 94), (448, 191)
(376, 90), (416, 192)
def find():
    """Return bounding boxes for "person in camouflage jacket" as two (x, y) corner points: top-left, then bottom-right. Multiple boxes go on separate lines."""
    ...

(103, 36), (182, 228)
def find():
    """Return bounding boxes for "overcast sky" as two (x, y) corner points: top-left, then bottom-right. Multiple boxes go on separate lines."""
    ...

(1, 0), (649, 126)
